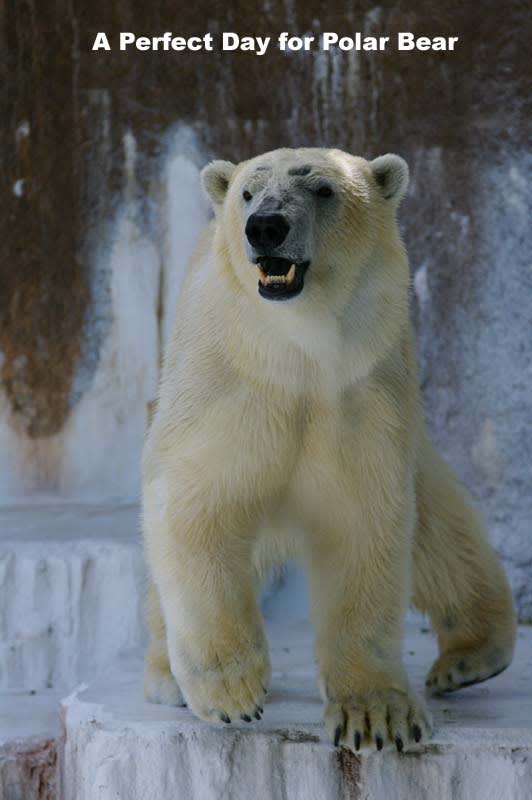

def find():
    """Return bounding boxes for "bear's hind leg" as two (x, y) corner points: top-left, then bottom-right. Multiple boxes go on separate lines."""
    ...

(144, 582), (186, 707)
(412, 444), (516, 695)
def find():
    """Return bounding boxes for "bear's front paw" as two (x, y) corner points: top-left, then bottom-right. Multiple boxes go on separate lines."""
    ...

(324, 686), (432, 752)
(175, 643), (271, 725)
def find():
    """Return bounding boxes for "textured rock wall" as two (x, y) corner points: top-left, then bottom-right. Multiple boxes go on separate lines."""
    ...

(1, 2), (530, 614)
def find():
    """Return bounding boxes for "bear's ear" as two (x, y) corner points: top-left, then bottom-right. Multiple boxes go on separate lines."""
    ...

(201, 160), (236, 206)
(370, 154), (409, 203)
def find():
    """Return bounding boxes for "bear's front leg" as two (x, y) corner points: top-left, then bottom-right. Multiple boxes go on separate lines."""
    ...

(302, 464), (432, 752)
(309, 520), (431, 750)
(144, 480), (270, 724)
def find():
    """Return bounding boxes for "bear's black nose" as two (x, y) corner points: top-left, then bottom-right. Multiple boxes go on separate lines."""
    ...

(245, 213), (290, 250)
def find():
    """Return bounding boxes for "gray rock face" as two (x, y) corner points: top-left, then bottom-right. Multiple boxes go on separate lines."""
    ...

(412, 151), (532, 620)
(1, 2), (530, 615)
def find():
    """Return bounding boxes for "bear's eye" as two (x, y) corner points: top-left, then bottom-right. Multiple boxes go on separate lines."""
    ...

(242, 190), (252, 202)
(316, 185), (334, 198)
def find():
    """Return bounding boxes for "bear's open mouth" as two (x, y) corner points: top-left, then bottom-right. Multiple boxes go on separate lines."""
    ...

(255, 257), (309, 301)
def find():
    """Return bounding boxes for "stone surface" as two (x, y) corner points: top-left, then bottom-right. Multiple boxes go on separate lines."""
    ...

(0, 689), (61, 800)
(61, 621), (532, 800)
(1, 4), (530, 610)
(0, 504), (145, 691)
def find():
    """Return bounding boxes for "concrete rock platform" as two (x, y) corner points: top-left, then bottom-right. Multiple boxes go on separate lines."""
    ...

(60, 621), (532, 800)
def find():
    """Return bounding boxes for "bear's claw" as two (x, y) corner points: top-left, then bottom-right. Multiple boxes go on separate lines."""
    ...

(334, 725), (342, 746)
(325, 687), (432, 751)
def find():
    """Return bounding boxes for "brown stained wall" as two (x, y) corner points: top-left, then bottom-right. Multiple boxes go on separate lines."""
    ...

(1, 2), (88, 437)
(0, 0), (529, 434)
(0, 738), (57, 800)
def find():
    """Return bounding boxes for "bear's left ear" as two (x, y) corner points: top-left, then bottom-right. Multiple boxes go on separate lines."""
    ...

(201, 160), (236, 206)
(370, 154), (409, 203)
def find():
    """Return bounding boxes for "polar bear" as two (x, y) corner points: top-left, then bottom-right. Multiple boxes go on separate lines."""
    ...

(142, 148), (516, 751)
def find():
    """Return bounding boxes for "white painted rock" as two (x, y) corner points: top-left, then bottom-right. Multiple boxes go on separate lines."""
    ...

(0, 504), (145, 691)
(61, 622), (532, 800)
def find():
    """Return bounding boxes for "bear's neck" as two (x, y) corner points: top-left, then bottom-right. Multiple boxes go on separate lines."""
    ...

(217, 278), (412, 402)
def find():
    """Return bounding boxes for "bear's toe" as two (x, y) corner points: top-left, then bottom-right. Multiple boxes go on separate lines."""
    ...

(324, 687), (432, 752)
(177, 648), (270, 726)
(144, 665), (186, 707)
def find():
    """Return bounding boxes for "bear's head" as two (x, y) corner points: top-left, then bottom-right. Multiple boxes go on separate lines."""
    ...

(201, 148), (409, 315)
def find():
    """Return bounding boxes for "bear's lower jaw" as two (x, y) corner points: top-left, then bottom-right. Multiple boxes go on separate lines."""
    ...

(256, 258), (309, 301)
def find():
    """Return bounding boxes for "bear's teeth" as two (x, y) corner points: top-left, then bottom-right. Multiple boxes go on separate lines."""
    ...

(265, 275), (287, 284)
(258, 268), (267, 285)
(286, 264), (296, 285)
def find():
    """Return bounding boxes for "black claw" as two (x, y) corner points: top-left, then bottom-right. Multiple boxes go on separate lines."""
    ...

(253, 710), (262, 721)
(262, 685), (268, 694)
(375, 735), (383, 751)
(334, 725), (343, 747)
(395, 736), (404, 753)
(220, 713), (231, 724)
(354, 731), (362, 751)
(425, 678), (432, 687)
(257, 705), (264, 714)
(241, 714), (252, 723)
(413, 724), (422, 743)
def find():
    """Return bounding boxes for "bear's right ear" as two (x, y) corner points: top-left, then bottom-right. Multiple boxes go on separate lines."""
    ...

(201, 160), (236, 207)
(370, 154), (409, 204)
